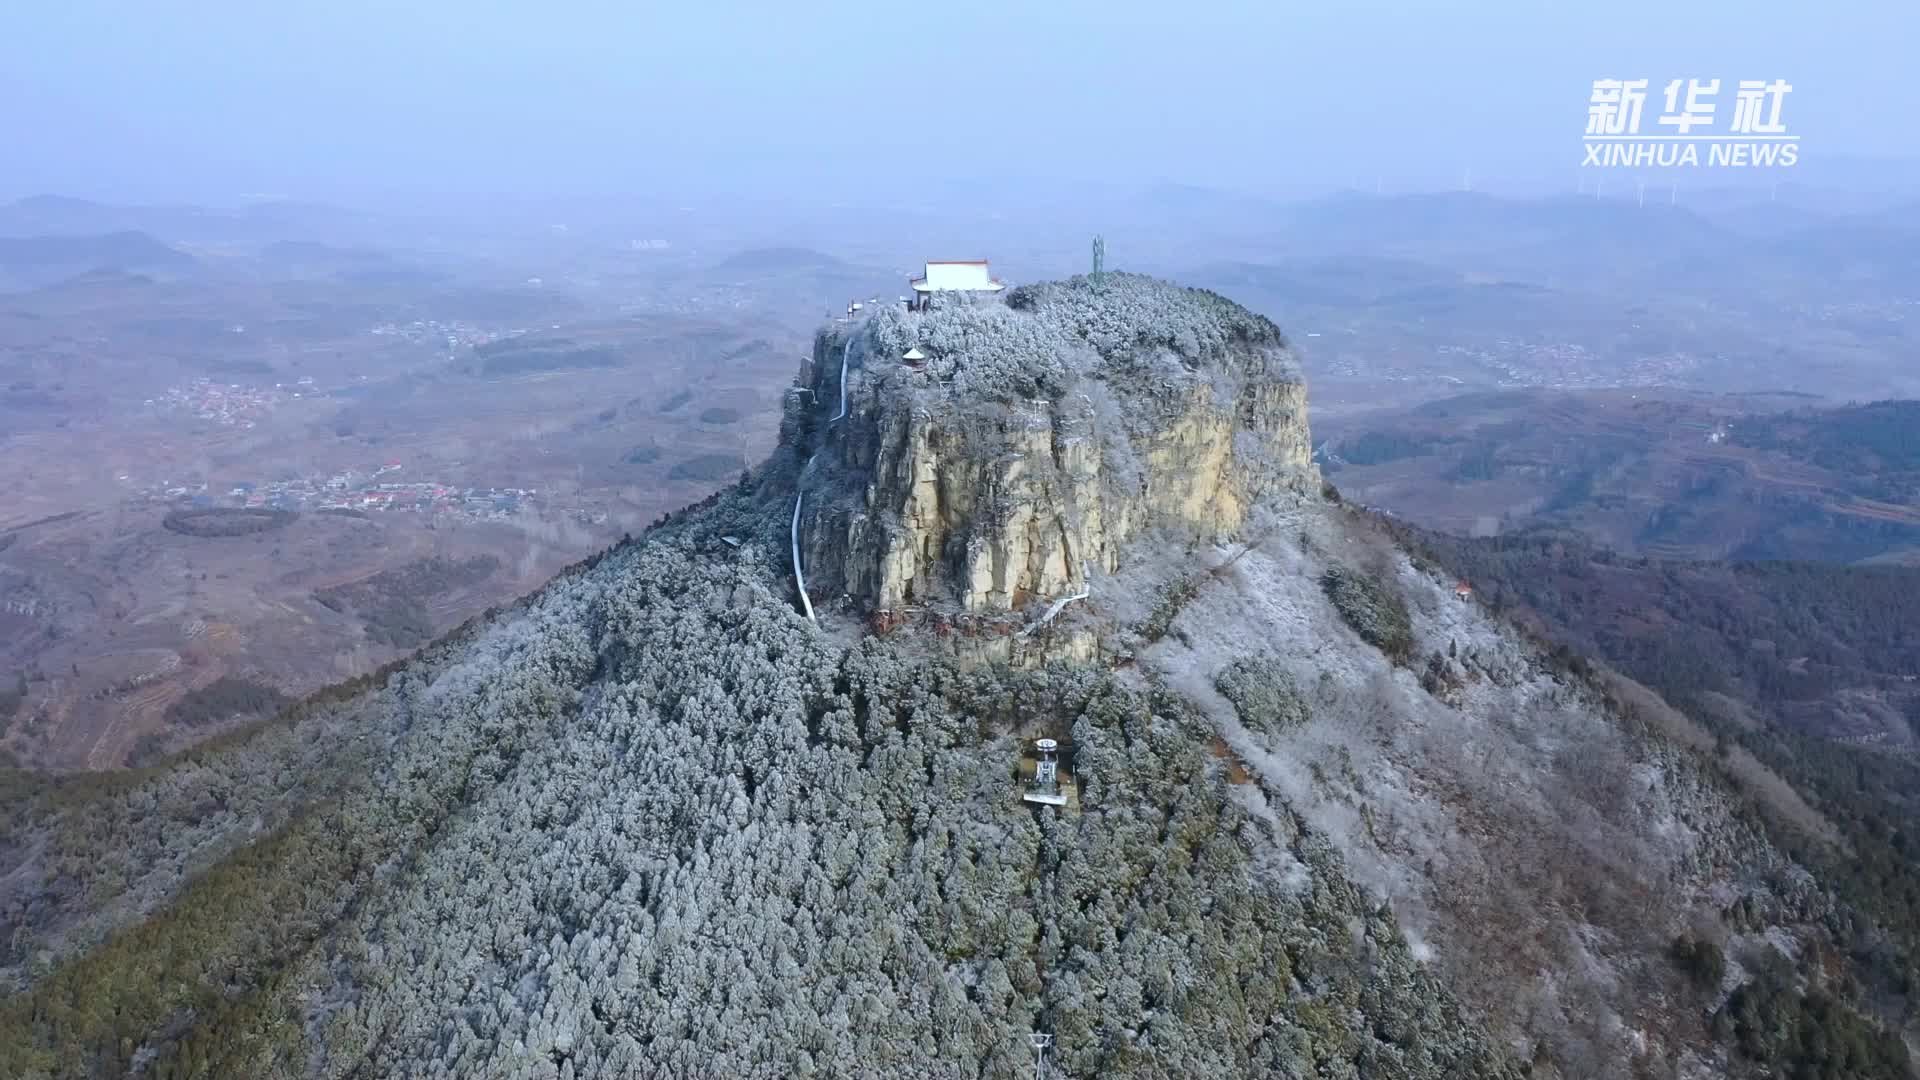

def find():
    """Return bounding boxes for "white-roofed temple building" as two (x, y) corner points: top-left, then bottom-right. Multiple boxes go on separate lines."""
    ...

(908, 260), (1003, 310)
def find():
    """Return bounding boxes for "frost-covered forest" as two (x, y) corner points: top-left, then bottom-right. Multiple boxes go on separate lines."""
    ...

(0, 525), (1515, 1079)
(1, 276), (1911, 1080)
(855, 273), (1296, 412)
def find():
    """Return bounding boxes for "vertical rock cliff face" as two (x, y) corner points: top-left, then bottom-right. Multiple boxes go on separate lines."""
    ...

(787, 274), (1318, 614)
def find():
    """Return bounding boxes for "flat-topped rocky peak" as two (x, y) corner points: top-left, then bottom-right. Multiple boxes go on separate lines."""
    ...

(784, 273), (1318, 617)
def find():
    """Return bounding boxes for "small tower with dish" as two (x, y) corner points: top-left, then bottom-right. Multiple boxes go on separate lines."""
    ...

(1020, 738), (1079, 809)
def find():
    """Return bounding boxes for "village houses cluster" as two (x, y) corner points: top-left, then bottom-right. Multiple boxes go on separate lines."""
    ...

(131, 461), (536, 521)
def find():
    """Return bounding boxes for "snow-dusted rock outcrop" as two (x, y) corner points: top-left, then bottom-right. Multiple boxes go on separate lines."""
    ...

(786, 274), (1317, 614)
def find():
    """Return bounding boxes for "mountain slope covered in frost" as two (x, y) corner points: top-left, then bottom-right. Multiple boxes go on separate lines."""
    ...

(0, 275), (1909, 1080)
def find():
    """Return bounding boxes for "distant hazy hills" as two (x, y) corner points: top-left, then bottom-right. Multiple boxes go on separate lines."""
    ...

(1188, 254), (1611, 329)
(1190, 254), (1466, 308)
(1185, 189), (1920, 304)
(0, 230), (191, 270)
(702, 244), (898, 295)
(1171, 188), (1920, 403)
(710, 245), (854, 274)
(0, 194), (384, 246)
(0, 230), (195, 292)
(0, 195), (140, 235)
(0, 228), (465, 293)
(1319, 390), (1920, 564)
(1272, 192), (1730, 269)
(682, 245), (901, 323)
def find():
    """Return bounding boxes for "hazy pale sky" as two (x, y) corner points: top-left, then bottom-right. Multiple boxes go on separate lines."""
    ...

(3, 0), (1912, 205)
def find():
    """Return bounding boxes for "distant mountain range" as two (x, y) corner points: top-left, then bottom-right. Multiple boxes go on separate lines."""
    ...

(1171, 188), (1920, 403)
(1318, 390), (1920, 564)
(0, 231), (195, 292)
(0, 231), (191, 271)
(1198, 190), (1920, 302)
(0, 194), (401, 252)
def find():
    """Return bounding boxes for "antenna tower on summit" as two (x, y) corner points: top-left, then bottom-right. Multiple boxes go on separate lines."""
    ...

(1091, 235), (1105, 280)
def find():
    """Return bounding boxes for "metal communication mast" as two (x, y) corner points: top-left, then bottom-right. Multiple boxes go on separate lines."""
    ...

(1028, 1032), (1054, 1079)
(1090, 235), (1106, 280)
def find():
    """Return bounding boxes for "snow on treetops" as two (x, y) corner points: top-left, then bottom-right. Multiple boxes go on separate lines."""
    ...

(860, 272), (1297, 403)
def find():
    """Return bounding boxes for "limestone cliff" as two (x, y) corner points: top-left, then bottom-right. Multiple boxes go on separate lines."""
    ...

(784, 274), (1317, 615)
